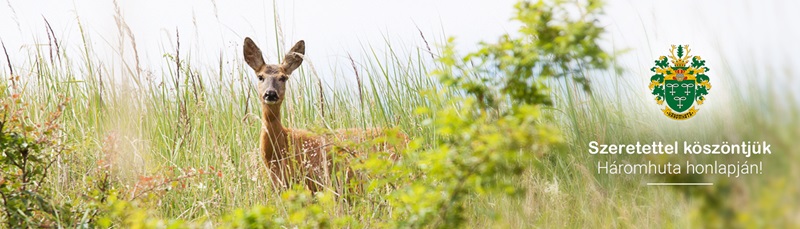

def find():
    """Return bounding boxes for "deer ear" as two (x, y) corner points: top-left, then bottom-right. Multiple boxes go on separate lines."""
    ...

(281, 40), (305, 74)
(243, 37), (266, 72)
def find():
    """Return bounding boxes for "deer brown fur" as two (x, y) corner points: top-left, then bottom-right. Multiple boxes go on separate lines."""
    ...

(243, 37), (405, 192)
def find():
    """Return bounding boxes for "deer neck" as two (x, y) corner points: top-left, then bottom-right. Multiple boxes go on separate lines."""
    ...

(261, 103), (288, 162)
(262, 103), (284, 130)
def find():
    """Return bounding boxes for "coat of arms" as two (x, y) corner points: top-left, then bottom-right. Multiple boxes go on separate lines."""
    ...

(649, 45), (711, 120)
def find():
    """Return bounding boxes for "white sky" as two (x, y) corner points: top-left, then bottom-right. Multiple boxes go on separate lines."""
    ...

(1, 0), (798, 97)
(0, 0), (518, 74)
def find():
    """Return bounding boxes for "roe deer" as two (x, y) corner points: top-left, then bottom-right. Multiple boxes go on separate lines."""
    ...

(243, 37), (406, 193)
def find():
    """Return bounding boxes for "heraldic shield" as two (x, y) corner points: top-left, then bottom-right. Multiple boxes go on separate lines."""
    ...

(648, 44), (711, 120)
(663, 79), (696, 113)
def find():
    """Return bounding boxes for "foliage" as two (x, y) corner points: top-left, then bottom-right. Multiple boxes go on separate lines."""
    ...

(375, 0), (612, 227)
(0, 88), (69, 227)
(5, 0), (797, 228)
(0, 0), (617, 228)
(0, 86), (221, 227)
(437, 0), (610, 108)
(219, 186), (357, 229)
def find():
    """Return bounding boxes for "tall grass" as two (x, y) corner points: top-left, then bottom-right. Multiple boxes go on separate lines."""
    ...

(1, 3), (798, 228)
(2, 13), (445, 222)
(497, 45), (800, 227)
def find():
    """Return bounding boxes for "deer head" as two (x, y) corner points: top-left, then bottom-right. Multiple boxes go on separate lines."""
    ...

(243, 37), (305, 105)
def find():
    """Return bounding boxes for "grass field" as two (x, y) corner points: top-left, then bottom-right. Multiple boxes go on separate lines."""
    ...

(1, 1), (798, 228)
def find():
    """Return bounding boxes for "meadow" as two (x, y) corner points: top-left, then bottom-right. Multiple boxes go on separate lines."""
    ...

(1, 1), (798, 228)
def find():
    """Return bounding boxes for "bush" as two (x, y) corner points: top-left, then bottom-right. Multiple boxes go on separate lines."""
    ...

(0, 87), (69, 227)
(0, 0), (615, 227)
(348, 0), (613, 227)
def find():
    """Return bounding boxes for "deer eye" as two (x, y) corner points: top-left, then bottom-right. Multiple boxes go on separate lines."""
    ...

(279, 76), (288, 82)
(258, 76), (264, 81)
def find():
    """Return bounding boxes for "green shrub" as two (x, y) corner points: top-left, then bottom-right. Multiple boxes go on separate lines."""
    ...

(370, 0), (613, 227)
(0, 0), (616, 228)
(0, 89), (69, 227)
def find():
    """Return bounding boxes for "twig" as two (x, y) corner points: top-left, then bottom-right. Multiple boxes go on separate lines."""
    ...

(36, 147), (65, 194)
(129, 170), (206, 201)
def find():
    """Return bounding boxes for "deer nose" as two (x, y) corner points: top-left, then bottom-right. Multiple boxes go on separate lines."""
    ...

(264, 90), (279, 102)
